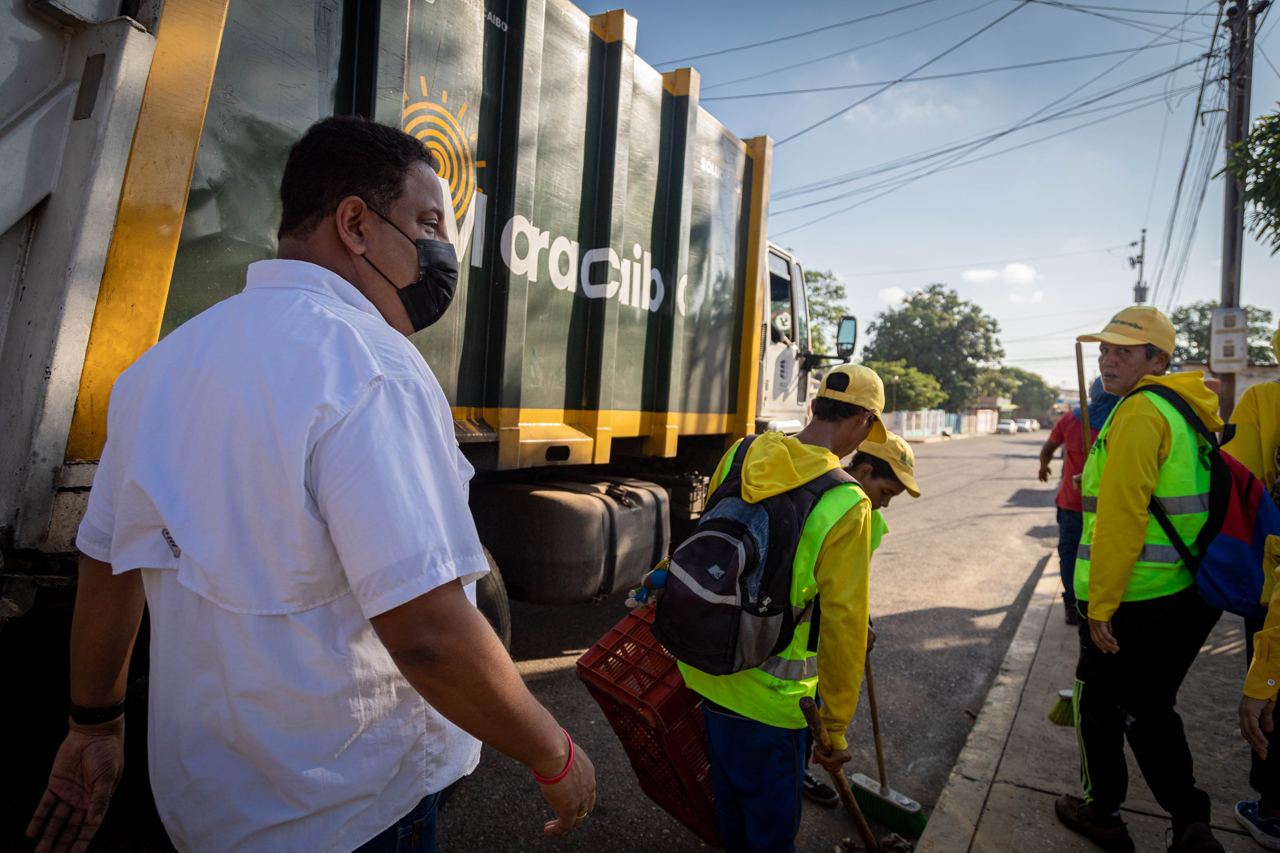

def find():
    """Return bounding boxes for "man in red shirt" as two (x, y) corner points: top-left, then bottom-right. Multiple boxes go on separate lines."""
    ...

(1038, 378), (1118, 625)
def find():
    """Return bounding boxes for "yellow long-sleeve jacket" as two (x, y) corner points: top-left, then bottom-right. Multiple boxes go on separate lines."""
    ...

(1086, 372), (1222, 622)
(1225, 381), (1280, 699)
(706, 433), (871, 750)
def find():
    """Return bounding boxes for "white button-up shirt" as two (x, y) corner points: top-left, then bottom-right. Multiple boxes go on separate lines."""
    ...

(77, 259), (487, 852)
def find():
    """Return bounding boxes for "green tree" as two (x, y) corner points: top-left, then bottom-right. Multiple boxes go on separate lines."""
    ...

(1168, 301), (1277, 365)
(1224, 108), (1280, 254)
(862, 284), (1004, 410)
(1003, 366), (1058, 422)
(862, 360), (948, 412)
(974, 367), (1020, 400)
(803, 269), (848, 354)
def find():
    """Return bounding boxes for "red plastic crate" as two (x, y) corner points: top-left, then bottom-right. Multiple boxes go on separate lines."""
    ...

(576, 606), (720, 847)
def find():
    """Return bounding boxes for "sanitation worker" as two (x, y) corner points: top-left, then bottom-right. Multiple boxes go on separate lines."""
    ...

(1054, 306), (1223, 853)
(673, 364), (886, 852)
(1229, 323), (1280, 849)
(26, 116), (594, 853)
(797, 430), (922, 809)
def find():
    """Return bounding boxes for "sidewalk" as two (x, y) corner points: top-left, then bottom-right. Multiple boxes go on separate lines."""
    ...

(919, 561), (1261, 852)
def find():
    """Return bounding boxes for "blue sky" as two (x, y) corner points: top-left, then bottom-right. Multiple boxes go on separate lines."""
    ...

(579, 0), (1280, 386)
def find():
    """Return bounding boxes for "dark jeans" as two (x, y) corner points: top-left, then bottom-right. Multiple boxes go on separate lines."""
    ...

(1057, 507), (1083, 607)
(352, 793), (441, 853)
(1075, 586), (1220, 827)
(703, 701), (806, 853)
(1245, 616), (1280, 807)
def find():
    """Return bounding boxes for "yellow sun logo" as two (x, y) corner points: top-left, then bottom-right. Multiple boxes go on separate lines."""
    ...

(402, 76), (486, 223)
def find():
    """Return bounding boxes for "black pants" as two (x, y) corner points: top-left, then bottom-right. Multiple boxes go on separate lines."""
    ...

(1075, 586), (1220, 825)
(1245, 615), (1280, 806)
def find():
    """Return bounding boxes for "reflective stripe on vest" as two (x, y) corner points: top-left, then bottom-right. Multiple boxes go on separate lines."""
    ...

(1074, 388), (1208, 605)
(679, 479), (868, 731)
(1080, 493), (1209, 515)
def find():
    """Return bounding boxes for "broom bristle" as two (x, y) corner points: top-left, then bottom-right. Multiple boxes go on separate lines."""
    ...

(849, 777), (929, 838)
(1047, 688), (1075, 727)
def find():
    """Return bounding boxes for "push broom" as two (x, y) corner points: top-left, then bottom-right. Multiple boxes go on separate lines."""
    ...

(847, 656), (928, 837)
(1048, 344), (1097, 727)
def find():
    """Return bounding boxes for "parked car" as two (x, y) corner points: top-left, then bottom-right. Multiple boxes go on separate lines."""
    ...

(996, 419), (1017, 435)
(1029, 419), (1041, 431)
(1015, 419), (1033, 433)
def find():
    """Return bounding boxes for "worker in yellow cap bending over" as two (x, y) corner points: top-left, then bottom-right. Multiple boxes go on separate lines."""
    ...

(655, 364), (885, 852)
(1054, 306), (1224, 853)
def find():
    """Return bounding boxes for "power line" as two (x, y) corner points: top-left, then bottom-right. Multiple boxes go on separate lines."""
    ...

(771, 92), (1194, 235)
(703, 39), (1204, 102)
(842, 245), (1135, 277)
(1142, 0), (1193, 228)
(1022, 0), (1219, 38)
(702, 0), (1003, 93)
(1029, 1), (1216, 14)
(651, 0), (945, 67)
(776, 1), (1031, 147)
(773, 6), (1215, 202)
(771, 4), (1217, 236)
(770, 61), (1208, 224)
(1149, 4), (1227, 305)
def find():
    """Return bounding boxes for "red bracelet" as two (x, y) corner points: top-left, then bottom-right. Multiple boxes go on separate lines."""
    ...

(532, 728), (574, 785)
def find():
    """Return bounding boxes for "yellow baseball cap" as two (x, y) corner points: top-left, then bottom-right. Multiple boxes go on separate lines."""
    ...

(817, 364), (887, 443)
(1076, 306), (1176, 355)
(856, 431), (920, 497)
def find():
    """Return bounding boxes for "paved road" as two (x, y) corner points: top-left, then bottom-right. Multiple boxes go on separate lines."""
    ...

(438, 433), (1060, 851)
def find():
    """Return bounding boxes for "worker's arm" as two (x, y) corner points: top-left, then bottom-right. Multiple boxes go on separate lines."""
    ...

(813, 499), (873, 755)
(1038, 437), (1063, 483)
(1224, 387), (1266, 482)
(1087, 395), (1170, 626)
(1241, 536), (1280, 758)
(371, 582), (594, 835)
(27, 555), (145, 853)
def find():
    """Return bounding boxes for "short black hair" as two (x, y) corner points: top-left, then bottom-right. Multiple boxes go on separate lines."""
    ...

(850, 452), (900, 485)
(812, 397), (871, 423)
(278, 116), (438, 239)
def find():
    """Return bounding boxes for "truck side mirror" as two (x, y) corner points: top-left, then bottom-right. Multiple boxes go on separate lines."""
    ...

(835, 316), (857, 360)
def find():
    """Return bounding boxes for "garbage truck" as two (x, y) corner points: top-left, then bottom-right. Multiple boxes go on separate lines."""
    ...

(3, 0), (860, 839)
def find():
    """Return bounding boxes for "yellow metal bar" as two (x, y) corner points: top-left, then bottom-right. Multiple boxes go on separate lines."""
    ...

(65, 0), (232, 461)
(732, 135), (773, 442)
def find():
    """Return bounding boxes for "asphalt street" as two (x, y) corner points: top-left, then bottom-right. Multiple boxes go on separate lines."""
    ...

(437, 432), (1060, 852)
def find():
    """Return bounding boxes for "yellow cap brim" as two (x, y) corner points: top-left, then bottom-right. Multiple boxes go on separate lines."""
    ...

(869, 418), (887, 444)
(897, 470), (921, 498)
(1076, 331), (1155, 348)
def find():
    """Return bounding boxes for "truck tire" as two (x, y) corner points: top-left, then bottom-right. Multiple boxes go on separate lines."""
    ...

(477, 549), (511, 650)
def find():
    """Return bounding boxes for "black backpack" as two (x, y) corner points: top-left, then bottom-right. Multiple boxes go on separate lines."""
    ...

(653, 436), (856, 675)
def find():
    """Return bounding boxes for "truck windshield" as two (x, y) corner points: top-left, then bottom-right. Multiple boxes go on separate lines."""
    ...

(768, 252), (793, 346)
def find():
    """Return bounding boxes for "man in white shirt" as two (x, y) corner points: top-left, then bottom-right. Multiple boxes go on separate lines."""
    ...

(27, 116), (595, 853)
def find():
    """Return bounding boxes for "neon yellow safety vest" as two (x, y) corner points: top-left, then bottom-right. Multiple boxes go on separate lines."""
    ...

(1074, 389), (1211, 603)
(679, 480), (868, 731)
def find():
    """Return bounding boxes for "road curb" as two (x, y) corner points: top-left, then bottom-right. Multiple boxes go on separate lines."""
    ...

(904, 432), (984, 445)
(916, 557), (1056, 853)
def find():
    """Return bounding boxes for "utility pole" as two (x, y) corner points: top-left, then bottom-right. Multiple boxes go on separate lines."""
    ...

(1218, 0), (1267, 421)
(1130, 229), (1147, 303)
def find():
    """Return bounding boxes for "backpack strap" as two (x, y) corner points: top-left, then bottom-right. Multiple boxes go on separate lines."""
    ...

(1121, 384), (1228, 574)
(800, 468), (857, 654)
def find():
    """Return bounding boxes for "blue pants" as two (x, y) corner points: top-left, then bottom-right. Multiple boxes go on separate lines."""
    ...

(353, 792), (441, 853)
(1057, 507), (1083, 607)
(703, 702), (806, 853)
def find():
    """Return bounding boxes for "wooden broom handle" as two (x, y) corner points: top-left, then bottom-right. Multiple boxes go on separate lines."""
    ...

(1076, 342), (1094, 456)
(865, 656), (889, 791)
(800, 697), (880, 852)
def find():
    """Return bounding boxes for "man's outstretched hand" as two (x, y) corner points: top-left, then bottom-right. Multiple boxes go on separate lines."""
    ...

(27, 716), (124, 853)
(1240, 695), (1276, 760)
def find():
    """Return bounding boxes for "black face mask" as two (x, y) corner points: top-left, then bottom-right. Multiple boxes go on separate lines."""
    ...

(362, 206), (459, 332)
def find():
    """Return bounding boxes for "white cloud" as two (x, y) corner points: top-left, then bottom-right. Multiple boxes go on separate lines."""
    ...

(1009, 290), (1045, 305)
(1002, 262), (1039, 287)
(963, 263), (1042, 287)
(962, 269), (999, 284)
(878, 287), (907, 305)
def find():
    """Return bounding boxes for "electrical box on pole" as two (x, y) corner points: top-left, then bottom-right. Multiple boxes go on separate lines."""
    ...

(1210, 306), (1249, 373)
